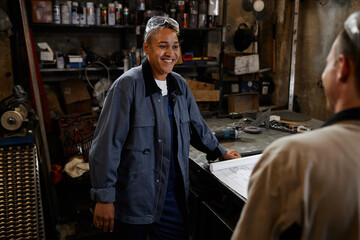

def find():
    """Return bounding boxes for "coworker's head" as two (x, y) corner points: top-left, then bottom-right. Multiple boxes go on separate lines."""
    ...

(321, 11), (360, 113)
(143, 16), (180, 80)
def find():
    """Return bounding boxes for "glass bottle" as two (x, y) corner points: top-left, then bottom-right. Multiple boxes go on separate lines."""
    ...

(208, 0), (219, 28)
(189, 0), (198, 28)
(198, 0), (207, 28)
(136, 0), (145, 26)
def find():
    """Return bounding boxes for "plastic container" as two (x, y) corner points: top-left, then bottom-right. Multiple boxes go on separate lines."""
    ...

(79, 2), (86, 25)
(53, 2), (61, 24)
(108, 3), (115, 25)
(61, 2), (71, 24)
(71, 1), (80, 24)
(86, 2), (95, 25)
(189, 0), (198, 28)
(115, 3), (123, 25)
(198, 0), (207, 28)
(95, 3), (101, 25)
(101, 4), (107, 25)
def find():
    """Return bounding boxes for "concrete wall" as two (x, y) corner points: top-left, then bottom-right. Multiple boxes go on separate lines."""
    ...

(223, 0), (360, 121)
(296, 0), (360, 120)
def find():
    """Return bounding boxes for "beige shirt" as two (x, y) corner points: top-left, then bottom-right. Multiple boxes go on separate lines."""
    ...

(231, 121), (360, 240)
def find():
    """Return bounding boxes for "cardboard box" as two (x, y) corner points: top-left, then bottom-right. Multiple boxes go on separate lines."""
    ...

(228, 92), (259, 114)
(224, 53), (259, 75)
(31, 0), (53, 23)
(60, 81), (91, 114)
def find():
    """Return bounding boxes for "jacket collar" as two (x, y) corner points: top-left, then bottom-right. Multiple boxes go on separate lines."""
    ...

(142, 57), (183, 97)
(322, 107), (360, 127)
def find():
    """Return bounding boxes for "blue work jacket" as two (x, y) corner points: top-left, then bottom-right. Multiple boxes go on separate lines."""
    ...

(89, 58), (226, 224)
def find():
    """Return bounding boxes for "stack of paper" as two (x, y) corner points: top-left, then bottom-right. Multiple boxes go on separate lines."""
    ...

(210, 154), (262, 200)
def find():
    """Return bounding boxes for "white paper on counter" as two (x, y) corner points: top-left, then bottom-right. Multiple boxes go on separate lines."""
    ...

(209, 154), (262, 199)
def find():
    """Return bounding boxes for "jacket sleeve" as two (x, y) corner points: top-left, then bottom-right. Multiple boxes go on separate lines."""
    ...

(184, 82), (227, 160)
(89, 78), (133, 203)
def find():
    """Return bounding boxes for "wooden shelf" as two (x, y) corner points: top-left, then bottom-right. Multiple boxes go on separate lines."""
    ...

(32, 23), (222, 32)
(175, 63), (219, 69)
(32, 23), (136, 30)
(39, 66), (123, 73)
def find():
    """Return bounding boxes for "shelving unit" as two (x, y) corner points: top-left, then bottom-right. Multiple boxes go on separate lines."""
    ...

(30, 0), (227, 91)
(32, 24), (223, 83)
(24, 1), (228, 238)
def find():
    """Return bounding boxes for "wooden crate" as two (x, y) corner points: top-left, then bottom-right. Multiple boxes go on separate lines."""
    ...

(186, 79), (215, 90)
(191, 90), (220, 102)
(186, 79), (219, 102)
(228, 92), (259, 114)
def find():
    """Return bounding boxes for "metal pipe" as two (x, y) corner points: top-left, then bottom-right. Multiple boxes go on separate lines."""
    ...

(288, 0), (300, 111)
(18, 0), (51, 175)
(219, 0), (227, 112)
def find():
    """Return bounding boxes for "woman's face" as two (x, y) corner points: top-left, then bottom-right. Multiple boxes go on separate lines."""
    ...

(143, 28), (180, 80)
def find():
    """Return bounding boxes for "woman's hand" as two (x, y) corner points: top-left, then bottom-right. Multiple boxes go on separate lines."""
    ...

(221, 149), (241, 160)
(93, 202), (115, 232)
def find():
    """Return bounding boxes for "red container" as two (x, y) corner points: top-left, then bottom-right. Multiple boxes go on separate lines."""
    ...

(182, 13), (188, 28)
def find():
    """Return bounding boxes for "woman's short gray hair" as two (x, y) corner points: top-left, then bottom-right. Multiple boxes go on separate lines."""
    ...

(144, 16), (180, 43)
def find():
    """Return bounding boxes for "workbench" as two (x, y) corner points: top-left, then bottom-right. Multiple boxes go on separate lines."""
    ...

(188, 111), (323, 240)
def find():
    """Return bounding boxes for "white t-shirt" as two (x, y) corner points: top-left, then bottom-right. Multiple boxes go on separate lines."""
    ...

(155, 79), (168, 96)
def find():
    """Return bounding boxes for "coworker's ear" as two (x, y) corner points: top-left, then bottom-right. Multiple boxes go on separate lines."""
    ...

(338, 54), (350, 82)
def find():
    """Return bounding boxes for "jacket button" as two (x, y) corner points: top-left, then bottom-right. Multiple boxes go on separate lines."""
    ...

(156, 179), (159, 183)
(158, 139), (162, 143)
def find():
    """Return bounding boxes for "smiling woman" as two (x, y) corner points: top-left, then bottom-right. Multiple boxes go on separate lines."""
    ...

(143, 28), (180, 80)
(89, 15), (240, 240)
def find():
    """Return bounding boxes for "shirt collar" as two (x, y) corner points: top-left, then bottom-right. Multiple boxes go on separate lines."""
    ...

(322, 107), (360, 127)
(142, 58), (183, 97)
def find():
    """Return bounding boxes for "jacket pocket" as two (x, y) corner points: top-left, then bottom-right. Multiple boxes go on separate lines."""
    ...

(116, 172), (156, 217)
(121, 113), (156, 174)
(132, 113), (156, 128)
(124, 113), (155, 151)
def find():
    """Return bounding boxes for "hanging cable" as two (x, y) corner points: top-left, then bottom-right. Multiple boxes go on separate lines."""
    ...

(84, 60), (110, 89)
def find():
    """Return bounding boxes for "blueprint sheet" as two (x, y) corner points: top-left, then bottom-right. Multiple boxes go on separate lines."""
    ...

(210, 154), (262, 200)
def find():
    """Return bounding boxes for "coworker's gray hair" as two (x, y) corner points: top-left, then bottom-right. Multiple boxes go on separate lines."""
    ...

(340, 11), (360, 92)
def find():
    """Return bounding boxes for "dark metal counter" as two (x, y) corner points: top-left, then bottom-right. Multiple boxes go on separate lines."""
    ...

(188, 111), (323, 240)
(190, 112), (323, 171)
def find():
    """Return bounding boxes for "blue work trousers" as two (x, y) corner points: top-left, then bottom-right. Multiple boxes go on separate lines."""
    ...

(108, 190), (188, 240)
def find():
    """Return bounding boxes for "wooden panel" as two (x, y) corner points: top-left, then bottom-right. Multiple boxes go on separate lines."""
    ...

(0, 32), (13, 100)
(228, 92), (259, 114)
(191, 90), (220, 102)
(186, 79), (215, 90)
